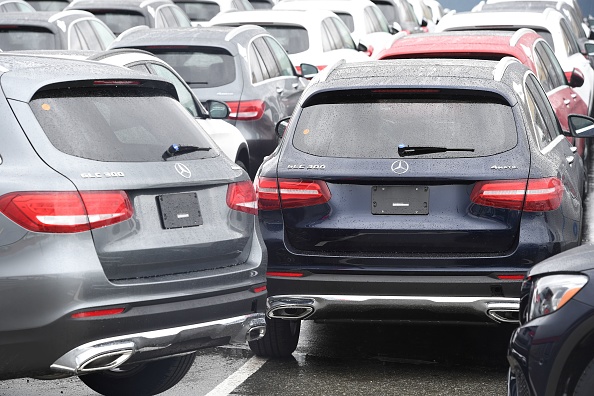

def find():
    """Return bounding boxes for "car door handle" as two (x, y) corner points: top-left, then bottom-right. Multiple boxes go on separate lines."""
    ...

(564, 99), (571, 105)
(292, 83), (299, 89)
(571, 93), (578, 99)
(276, 87), (284, 94)
(566, 155), (575, 165)
(570, 146), (578, 153)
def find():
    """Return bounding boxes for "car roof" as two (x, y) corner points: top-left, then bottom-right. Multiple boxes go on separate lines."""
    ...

(438, 9), (562, 31)
(209, 8), (338, 26)
(0, 9), (94, 27)
(377, 30), (542, 69)
(0, 53), (176, 102)
(110, 25), (267, 51)
(304, 58), (525, 106)
(274, 0), (377, 13)
(68, 0), (174, 8)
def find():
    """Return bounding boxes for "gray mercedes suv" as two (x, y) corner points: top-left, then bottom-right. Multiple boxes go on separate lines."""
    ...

(0, 53), (266, 395)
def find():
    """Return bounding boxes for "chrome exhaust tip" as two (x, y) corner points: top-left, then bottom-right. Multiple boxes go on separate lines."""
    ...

(246, 325), (267, 342)
(487, 309), (519, 323)
(78, 350), (134, 373)
(268, 306), (314, 320)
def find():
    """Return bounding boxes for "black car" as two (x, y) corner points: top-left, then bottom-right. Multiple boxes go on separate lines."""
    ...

(248, 58), (594, 357)
(508, 243), (594, 396)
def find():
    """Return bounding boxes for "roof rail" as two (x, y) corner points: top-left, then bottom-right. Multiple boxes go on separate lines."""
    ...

(48, 9), (93, 22)
(111, 25), (150, 45)
(493, 56), (519, 82)
(139, 0), (163, 7)
(225, 24), (263, 41)
(317, 59), (345, 83)
(509, 28), (536, 47)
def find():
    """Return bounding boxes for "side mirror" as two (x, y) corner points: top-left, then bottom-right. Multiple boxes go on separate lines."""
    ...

(299, 63), (319, 79)
(392, 21), (402, 33)
(567, 114), (594, 138)
(357, 42), (373, 56)
(585, 42), (594, 57)
(565, 68), (585, 88)
(205, 100), (230, 119)
(275, 117), (291, 139)
(421, 18), (428, 27)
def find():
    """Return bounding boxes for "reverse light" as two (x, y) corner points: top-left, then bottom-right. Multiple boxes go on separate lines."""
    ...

(470, 178), (563, 212)
(226, 181), (257, 215)
(255, 178), (331, 210)
(226, 100), (265, 121)
(0, 191), (133, 233)
(71, 308), (126, 319)
(527, 274), (588, 321)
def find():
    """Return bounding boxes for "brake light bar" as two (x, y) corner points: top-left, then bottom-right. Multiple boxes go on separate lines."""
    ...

(93, 80), (141, 86)
(0, 191), (133, 233)
(71, 308), (125, 319)
(267, 272), (304, 277)
(256, 178), (331, 210)
(226, 181), (257, 215)
(497, 274), (525, 280)
(226, 100), (265, 121)
(470, 178), (563, 212)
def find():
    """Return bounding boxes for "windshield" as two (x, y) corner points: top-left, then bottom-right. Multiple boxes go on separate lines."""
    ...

(92, 11), (147, 35)
(31, 87), (216, 162)
(0, 27), (56, 50)
(293, 91), (517, 159)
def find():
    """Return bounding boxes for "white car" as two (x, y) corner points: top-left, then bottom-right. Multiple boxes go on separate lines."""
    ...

(407, 0), (436, 31)
(437, 9), (594, 116)
(0, 0), (35, 11)
(172, 0), (253, 25)
(209, 9), (370, 69)
(423, 0), (445, 23)
(274, 0), (395, 55)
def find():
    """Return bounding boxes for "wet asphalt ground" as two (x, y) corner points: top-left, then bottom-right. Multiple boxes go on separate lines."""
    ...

(3, 152), (594, 396)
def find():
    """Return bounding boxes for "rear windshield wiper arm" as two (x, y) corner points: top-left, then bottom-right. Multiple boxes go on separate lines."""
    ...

(162, 144), (211, 160)
(398, 144), (475, 157)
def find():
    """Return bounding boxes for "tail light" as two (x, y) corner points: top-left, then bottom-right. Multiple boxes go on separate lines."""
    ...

(255, 178), (331, 210)
(317, 65), (327, 71)
(72, 308), (126, 319)
(421, 26), (429, 32)
(226, 180), (257, 215)
(226, 100), (265, 121)
(0, 191), (133, 233)
(470, 178), (563, 212)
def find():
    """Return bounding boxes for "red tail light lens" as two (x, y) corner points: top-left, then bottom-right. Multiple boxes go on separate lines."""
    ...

(226, 100), (265, 121)
(470, 178), (563, 212)
(256, 178), (331, 210)
(317, 65), (327, 71)
(226, 181), (257, 215)
(72, 308), (125, 319)
(267, 271), (304, 277)
(0, 191), (133, 233)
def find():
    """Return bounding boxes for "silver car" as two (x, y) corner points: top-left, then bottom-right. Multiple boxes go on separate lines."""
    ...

(0, 53), (266, 395)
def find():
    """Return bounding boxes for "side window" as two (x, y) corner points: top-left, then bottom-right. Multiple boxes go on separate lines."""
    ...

(69, 24), (86, 50)
(525, 83), (553, 149)
(75, 20), (101, 50)
(156, 7), (177, 28)
(560, 19), (580, 56)
(540, 41), (568, 86)
(248, 43), (265, 83)
(324, 17), (345, 49)
(254, 37), (280, 79)
(170, 6), (191, 27)
(533, 46), (554, 92)
(150, 63), (199, 117)
(265, 37), (295, 77)
(128, 64), (151, 74)
(363, 8), (375, 34)
(535, 41), (564, 89)
(371, 6), (391, 33)
(526, 74), (563, 143)
(332, 18), (356, 50)
(89, 20), (115, 50)
(321, 21), (332, 52)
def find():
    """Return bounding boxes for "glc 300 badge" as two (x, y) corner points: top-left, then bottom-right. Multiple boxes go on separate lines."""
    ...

(391, 160), (409, 174)
(287, 164), (326, 170)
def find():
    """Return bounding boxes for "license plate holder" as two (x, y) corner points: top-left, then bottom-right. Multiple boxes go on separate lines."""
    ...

(157, 192), (203, 229)
(372, 186), (429, 215)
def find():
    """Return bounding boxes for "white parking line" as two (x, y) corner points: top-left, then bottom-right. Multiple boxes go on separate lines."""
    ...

(204, 355), (268, 396)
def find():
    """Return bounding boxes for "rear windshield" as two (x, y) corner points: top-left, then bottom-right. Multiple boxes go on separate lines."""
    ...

(175, 2), (220, 21)
(249, 0), (272, 9)
(146, 47), (236, 88)
(292, 91), (517, 159)
(27, 1), (69, 11)
(92, 11), (146, 35)
(31, 87), (216, 162)
(262, 25), (309, 54)
(0, 27), (56, 50)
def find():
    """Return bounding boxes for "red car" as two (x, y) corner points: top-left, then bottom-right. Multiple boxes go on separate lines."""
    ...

(375, 29), (590, 160)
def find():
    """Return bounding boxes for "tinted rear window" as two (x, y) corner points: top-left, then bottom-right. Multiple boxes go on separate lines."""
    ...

(262, 25), (309, 54)
(92, 11), (146, 35)
(31, 87), (216, 162)
(0, 27), (56, 50)
(292, 91), (517, 158)
(146, 47), (236, 88)
(175, 2), (220, 21)
(27, 1), (69, 11)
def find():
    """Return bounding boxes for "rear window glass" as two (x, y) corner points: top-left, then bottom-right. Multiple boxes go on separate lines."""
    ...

(175, 2), (220, 21)
(146, 47), (236, 88)
(0, 27), (56, 50)
(27, 0), (69, 11)
(261, 25), (309, 54)
(249, 0), (272, 9)
(335, 12), (354, 32)
(92, 11), (146, 35)
(292, 91), (517, 159)
(31, 87), (216, 162)
(374, 2), (397, 23)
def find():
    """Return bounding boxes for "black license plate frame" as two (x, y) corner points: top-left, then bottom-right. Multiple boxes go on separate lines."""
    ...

(372, 185), (429, 215)
(157, 192), (203, 229)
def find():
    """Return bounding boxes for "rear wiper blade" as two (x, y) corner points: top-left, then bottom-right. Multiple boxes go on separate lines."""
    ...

(398, 144), (475, 157)
(162, 144), (211, 160)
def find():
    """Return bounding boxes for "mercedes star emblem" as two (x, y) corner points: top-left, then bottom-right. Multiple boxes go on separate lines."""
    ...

(175, 163), (191, 178)
(391, 160), (409, 174)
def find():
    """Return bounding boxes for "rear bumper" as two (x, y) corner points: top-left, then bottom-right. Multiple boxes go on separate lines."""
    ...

(50, 313), (266, 375)
(267, 294), (519, 324)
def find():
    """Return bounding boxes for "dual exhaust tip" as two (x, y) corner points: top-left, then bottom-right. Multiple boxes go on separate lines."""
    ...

(268, 306), (314, 320)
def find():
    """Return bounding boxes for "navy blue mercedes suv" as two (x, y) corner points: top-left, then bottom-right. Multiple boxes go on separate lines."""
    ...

(248, 57), (594, 357)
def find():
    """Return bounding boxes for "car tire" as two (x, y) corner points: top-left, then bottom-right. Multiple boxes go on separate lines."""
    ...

(79, 353), (196, 396)
(574, 356), (594, 395)
(248, 317), (300, 358)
